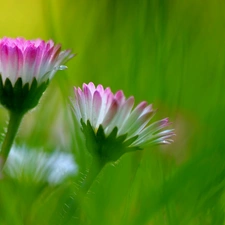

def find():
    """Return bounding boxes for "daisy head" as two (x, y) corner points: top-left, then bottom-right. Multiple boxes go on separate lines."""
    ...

(72, 82), (175, 162)
(0, 37), (74, 113)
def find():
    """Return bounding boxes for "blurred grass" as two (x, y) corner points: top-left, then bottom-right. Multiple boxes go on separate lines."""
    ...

(0, 0), (225, 224)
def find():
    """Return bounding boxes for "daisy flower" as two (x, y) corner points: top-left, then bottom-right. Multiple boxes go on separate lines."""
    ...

(0, 37), (74, 113)
(72, 82), (175, 162)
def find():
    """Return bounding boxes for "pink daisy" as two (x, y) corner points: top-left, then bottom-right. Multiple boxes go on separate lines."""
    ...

(0, 37), (74, 85)
(0, 37), (74, 113)
(72, 82), (174, 161)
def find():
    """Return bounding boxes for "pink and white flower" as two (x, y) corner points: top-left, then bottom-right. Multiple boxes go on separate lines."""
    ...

(0, 37), (74, 85)
(73, 82), (174, 151)
(0, 37), (74, 113)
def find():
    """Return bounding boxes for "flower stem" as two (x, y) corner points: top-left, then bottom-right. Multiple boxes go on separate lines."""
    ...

(66, 158), (106, 223)
(81, 158), (106, 194)
(0, 111), (24, 170)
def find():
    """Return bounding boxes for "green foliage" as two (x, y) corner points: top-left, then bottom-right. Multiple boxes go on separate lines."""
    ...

(0, 0), (225, 224)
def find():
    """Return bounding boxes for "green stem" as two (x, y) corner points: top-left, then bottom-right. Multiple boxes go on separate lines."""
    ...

(60, 158), (106, 224)
(0, 111), (24, 170)
(67, 158), (106, 224)
(81, 158), (106, 194)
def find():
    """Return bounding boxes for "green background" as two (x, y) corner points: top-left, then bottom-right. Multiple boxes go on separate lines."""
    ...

(0, 0), (225, 224)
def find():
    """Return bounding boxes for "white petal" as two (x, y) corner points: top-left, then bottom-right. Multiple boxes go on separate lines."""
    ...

(92, 90), (102, 128)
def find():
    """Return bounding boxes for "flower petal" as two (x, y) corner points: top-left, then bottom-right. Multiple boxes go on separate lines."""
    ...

(102, 99), (119, 130)
(92, 90), (102, 128)
(0, 37), (74, 86)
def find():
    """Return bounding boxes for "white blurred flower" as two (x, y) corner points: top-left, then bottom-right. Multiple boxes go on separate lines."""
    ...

(5, 146), (77, 184)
